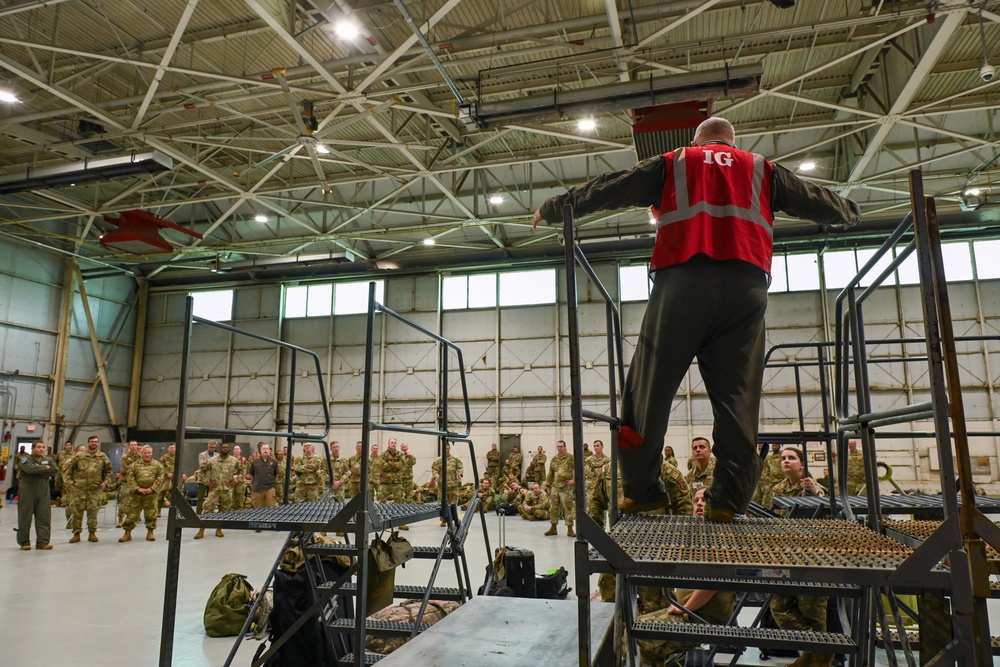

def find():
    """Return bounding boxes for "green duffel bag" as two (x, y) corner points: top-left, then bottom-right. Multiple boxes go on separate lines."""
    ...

(204, 573), (254, 637)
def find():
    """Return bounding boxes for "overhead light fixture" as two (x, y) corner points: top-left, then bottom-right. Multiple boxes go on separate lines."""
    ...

(577, 117), (597, 132)
(965, 187), (981, 197)
(422, 238), (436, 246)
(0, 90), (19, 103)
(315, 144), (330, 154)
(649, 212), (658, 226)
(0, 150), (172, 195)
(255, 214), (268, 223)
(489, 194), (504, 205)
(461, 64), (762, 130)
(334, 20), (359, 40)
(799, 160), (816, 172)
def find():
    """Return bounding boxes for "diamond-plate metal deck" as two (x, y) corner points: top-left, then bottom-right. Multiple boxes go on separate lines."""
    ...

(590, 515), (948, 587)
(771, 494), (1000, 514)
(631, 621), (857, 653)
(177, 501), (442, 532)
(338, 651), (385, 665)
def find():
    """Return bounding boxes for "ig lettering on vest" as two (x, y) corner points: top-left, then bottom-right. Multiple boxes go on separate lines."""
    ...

(703, 150), (734, 167)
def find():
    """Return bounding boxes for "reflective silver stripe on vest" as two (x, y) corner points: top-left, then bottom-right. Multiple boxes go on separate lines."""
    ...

(658, 148), (772, 236)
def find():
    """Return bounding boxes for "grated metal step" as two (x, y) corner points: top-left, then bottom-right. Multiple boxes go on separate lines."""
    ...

(771, 494), (1000, 515)
(876, 630), (1000, 655)
(631, 620), (857, 653)
(326, 582), (464, 602)
(337, 651), (385, 665)
(327, 618), (429, 636)
(183, 500), (443, 532)
(629, 575), (862, 598)
(884, 519), (999, 558)
(590, 515), (946, 587)
(303, 542), (453, 559)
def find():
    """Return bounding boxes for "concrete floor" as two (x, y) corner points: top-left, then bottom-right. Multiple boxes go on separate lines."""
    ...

(2, 502), (998, 666)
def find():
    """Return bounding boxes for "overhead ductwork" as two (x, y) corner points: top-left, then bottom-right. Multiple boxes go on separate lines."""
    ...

(100, 209), (202, 255)
(0, 150), (172, 195)
(460, 64), (762, 130)
(632, 100), (711, 160)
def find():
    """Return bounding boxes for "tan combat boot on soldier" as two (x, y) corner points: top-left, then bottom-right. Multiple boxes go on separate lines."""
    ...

(215, 529), (224, 537)
(69, 533), (81, 543)
(88, 531), (99, 542)
(119, 529), (132, 542)
(146, 530), (155, 541)
(566, 526), (576, 537)
(544, 524), (558, 536)
(194, 528), (205, 539)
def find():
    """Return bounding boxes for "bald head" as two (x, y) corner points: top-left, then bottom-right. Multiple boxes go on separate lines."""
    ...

(692, 117), (735, 147)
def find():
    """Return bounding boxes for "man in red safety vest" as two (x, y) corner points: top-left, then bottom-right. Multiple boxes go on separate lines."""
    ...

(533, 117), (860, 522)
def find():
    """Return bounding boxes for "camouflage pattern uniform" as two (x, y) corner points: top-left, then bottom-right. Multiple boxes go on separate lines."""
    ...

(485, 448), (501, 486)
(347, 453), (362, 498)
(518, 488), (550, 521)
(588, 462), (690, 528)
(232, 457), (248, 509)
(125, 458), (165, 531)
(476, 482), (496, 512)
(847, 450), (866, 495)
(368, 453), (381, 499)
(401, 451), (416, 500)
(54, 446), (75, 498)
(546, 451), (576, 529)
(330, 454), (351, 502)
(664, 455), (678, 468)
(583, 445), (592, 460)
(431, 454), (463, 503)
(275, 454), (287, 503)
(62, 453), (81, 527)
(65, 450), (114, 536)
(158, 451), (176, 510)
(686, 459), (715, 493)
(292, 453), (326, 503)
(753, 449), (784, 508)
(510, 449), (524, 481)
(200, 454), (242, 514)
(525, 451), (546, 485)
(377, 449), (407, 502)
(500, 462), (520, 483)
(770, 474), (831, 665)
(584, 452), (610, 508)
(117, 450), (141, 522)
(636, 588), (736, 666)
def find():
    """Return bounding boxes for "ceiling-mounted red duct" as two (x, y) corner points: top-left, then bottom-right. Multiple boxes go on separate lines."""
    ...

(100, 210), (202, 255)
(632, 100), (711, 161)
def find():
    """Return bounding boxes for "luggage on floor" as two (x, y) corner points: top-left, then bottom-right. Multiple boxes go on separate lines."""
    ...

(536, 566), (570, 600)
(366, 599), (462, 655)
(204, 573), (253, 638)
(504, 546), (536, 598)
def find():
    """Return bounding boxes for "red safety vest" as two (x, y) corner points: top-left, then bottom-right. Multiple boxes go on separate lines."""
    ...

(651, 145), (774, 275)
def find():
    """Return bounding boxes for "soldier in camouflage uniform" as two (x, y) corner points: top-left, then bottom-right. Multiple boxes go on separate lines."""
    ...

(685, 437), (715, 493)
(400, 443), (416, 500)
(476, 477), (496, 512)
(157, 443), (176, 515)
(545, 440), (576, 536)
(62, 444), (85, 528)
(485, 443), (501, 487)
(663, 445), (678, 468)
(589, 459), (691, 528)
(329, 441), (350, 502)
(377, 438), (406, 502)
(232, 445), (248, 509)
(500, 459), (519, 483)
(582, 443), (592, 460)
(846, 438), (866, 495)
(64, 436), (114, 543)
(195, 443), (242, 538)
(274, 448), (287, 503)
(770, 447), (832, 667)
(54, 441), (74, 505)
(525, 446), (546, 485)
(121, 445), (165, 542)
(368, 444), (382, 500)
(116, 440), (141, 528)
(753, 442), (783, 509)
(584, 439), (610, 509)
(431, 444), (463, 503)
(347, 442), (363, 498)
(292, 442), (326, 503)
(509, 445), (524, 482)
(518, 483), (550, 521)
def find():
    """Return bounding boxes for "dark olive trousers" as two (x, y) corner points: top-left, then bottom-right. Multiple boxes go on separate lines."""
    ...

(620, 255), (768, 513)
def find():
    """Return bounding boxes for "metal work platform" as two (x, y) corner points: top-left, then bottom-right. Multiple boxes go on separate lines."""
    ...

(630, 621), (857, 654)
(884, 519), (1000, 559)
(876, 630), (1000, 656)
(182, 500), (442, 532)
(588, 514), (944, 587)
(772, 493), (1000, 515)
(628, 574), (862, 598)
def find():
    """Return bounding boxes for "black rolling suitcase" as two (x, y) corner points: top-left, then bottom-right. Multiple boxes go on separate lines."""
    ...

(504, 547), (536, 598)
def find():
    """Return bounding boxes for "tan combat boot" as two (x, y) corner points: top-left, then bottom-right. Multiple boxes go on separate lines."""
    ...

(194, 528), (205, 539)
(215, 529), (224, 537)
(88, 531), (99, 542)
(566, 526), (577, 537)
(69, 533), (81, 544)
(119, 530), (132, 542)
(544, 524), (558, 536)
(146, 530), (155, 541)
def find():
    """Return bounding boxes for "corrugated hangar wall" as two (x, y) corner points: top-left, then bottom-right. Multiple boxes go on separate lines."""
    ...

(135, 262), (1000, 492)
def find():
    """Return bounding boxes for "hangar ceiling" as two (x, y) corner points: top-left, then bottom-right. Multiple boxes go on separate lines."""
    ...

(0, 0), (999, 284)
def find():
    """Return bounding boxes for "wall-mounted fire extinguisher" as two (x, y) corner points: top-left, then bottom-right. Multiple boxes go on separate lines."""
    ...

(0, 420), (9, 480)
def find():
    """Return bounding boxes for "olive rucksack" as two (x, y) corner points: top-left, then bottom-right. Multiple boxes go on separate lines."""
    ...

(204, 573), (254, 637)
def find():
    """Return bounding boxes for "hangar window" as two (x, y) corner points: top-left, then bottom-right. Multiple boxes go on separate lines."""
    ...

(770, 255), (789, 292)
(619, 265), (652, 301)
(941, 242), (973, 282)
(191, 289), (234, 322)
(334, 280), (384, 315)
(856, 248), (898, 288)
(785, 252), (820, 292)
(443, 273), (497, 310)
(284, 284), (332, 318)
(974, 240), (1000, 279)
(499, 269), (556, 306)
(822, 250), (858, 290)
